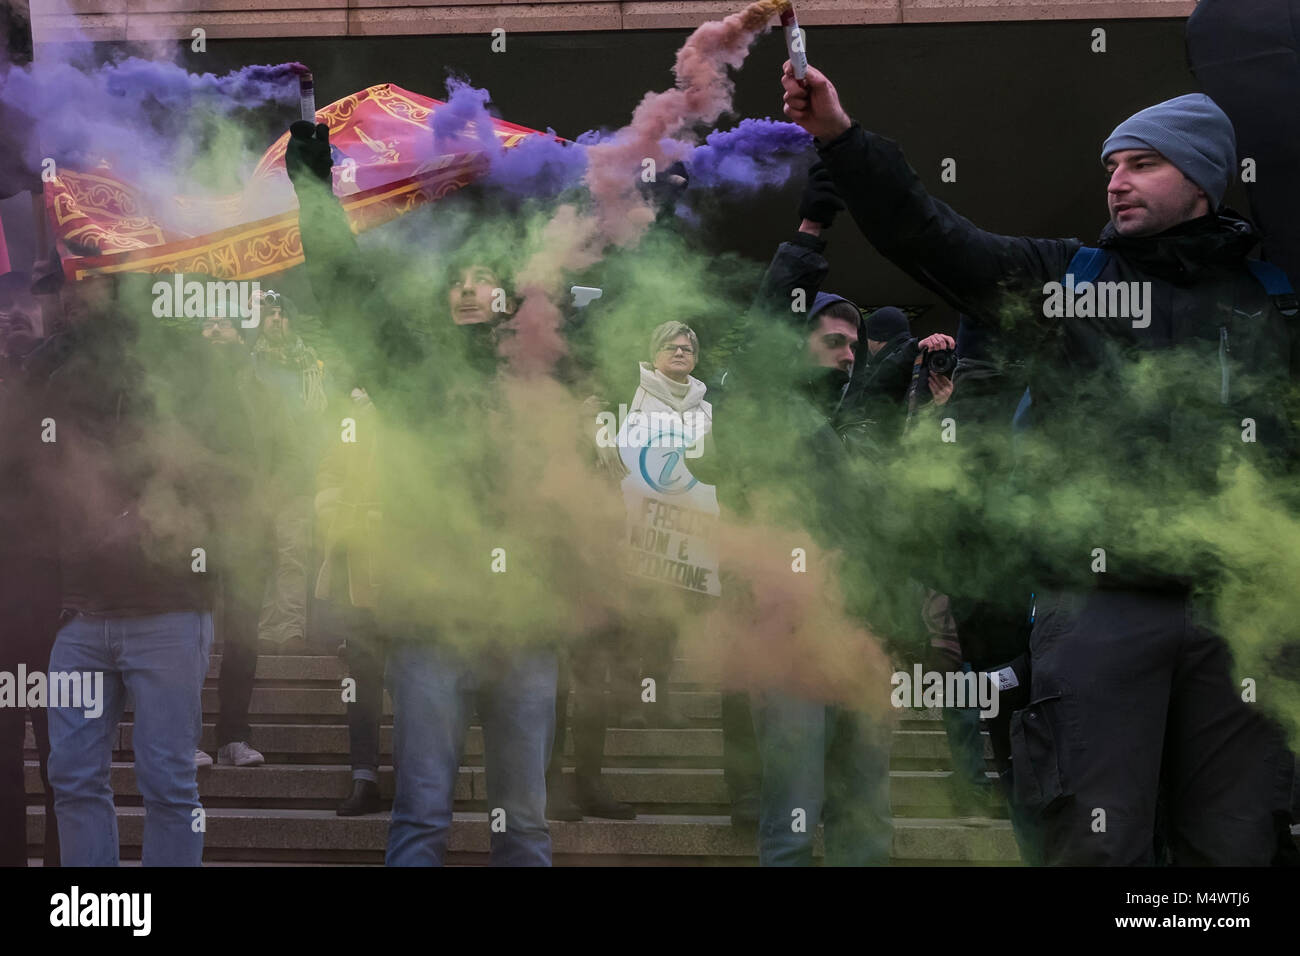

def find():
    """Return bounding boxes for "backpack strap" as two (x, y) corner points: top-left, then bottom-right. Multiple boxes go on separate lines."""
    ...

(1066, 245), (1109, 287)
(1245, 259), (1299, 316)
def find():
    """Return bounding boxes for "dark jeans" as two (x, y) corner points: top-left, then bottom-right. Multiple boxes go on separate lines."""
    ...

(985, 709), (1045, 866)
(0, 600), (60, 867)
(926, 640), (991, 796)
(549, 630), (638, 784)
(1017, 588), (1280, 865)
(214, 535), (274, 747)
(630, 598), (761, 805)
(337, 605), (385, 782)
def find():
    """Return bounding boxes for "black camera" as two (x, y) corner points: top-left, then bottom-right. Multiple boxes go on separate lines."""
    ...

(922, 347), (957, 378)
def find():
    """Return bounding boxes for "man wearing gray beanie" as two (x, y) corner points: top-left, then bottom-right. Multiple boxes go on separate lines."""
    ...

(1100, 93), (1237, 236)
(782, 67), (1295, 867)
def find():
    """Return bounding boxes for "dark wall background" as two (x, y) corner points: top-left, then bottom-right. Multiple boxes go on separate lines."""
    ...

(189, 18), (1215, 334)
(27, 19), (1218, 335)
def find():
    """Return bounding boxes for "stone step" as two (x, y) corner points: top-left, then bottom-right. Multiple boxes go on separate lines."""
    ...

(24, 806), (1020, 864)
(23, 761), (1006, 817)
(199, 656), (971, 729)
(206, 654), (724, 687)
(185, 686), (959, 731)
(187, 687), (724, 720)
(24, 723), (988, 768)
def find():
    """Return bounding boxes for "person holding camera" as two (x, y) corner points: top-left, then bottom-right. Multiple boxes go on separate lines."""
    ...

(834, 306), (954, 451)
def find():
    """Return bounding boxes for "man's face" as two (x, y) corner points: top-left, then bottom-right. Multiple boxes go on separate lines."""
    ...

(0, 287), (39, 353)
(866, 339), (887, 357)
(449, 265), (511, 326)
(249, 292), (289, 342)
(261, 304), (289, 342)
(807, 314), (858, 373)
(202, 317), (240, 344)
(1105, 149), (1210, 237)
(653, 334), (698, 380)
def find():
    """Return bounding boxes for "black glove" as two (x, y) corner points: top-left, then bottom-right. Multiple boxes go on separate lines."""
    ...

(798, 161), (845, 228)
(285, 121), (334, 187)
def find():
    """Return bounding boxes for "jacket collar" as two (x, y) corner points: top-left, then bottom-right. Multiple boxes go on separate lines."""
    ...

(1097, 209), (1260, 284)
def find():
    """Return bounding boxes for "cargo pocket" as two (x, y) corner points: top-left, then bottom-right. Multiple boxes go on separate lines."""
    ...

(1009, 694), (1073, 814)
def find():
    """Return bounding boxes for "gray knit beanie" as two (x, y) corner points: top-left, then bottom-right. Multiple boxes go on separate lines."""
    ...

(1100, 94), (1236, 209)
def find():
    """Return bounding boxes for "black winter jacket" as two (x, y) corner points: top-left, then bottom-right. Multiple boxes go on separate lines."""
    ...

(818, 122), (1299, 590)
(835, 329), (919, 455)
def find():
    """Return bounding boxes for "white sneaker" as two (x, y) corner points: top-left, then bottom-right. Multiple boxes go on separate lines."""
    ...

(217, 741), (265, 767)
(195, 749), (214, 769)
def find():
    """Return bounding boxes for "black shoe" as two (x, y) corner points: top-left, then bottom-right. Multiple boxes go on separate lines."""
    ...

(576, 778), (636, 820)
(337, 779), (381, 816)
(545, 774), (584, 822)
(730, 792), (760, 829)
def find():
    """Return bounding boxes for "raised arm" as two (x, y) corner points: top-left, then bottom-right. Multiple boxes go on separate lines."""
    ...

(709, 163), (840, 389)
(781, 64), (1080, 326)
(284, 122), (426, 393)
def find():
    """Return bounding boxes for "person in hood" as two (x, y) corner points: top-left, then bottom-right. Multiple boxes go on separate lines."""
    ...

(803, 291), (860, 409)
(784, 66), (1293, 865)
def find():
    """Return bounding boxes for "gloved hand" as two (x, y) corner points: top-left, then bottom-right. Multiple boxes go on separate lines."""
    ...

(285, 121), (334, 187)
(798, 160), (845, 228)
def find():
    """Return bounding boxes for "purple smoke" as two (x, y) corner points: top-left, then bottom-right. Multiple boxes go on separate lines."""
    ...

(685, 118), (814, 193)
(433, 77), (588, 197)
(431, 77), (499, 153)
(0, 56), (301, 183)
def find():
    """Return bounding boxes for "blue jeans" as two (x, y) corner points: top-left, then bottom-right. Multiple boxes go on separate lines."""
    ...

(48, 611), (213, 867)
(751, 692), (893, 866)
(385, 642), (557, 866)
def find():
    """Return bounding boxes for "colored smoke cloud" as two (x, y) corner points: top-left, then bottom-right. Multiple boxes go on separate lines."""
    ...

(685, 118), (813, 194)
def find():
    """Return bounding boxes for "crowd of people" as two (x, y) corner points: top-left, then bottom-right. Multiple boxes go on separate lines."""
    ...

(1, 57), (1297, 868)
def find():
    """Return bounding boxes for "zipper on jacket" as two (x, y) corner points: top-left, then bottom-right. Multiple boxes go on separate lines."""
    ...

(1218, 326), (1230, 405)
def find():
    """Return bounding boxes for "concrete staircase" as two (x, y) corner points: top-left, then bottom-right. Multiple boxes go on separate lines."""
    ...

(24, 650), (1021, 865)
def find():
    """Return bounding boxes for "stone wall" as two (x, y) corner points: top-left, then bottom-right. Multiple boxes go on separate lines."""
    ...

(32, 0), (1196, 43)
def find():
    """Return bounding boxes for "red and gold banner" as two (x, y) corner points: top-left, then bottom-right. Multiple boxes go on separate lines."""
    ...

(48, 83), (551, 282)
